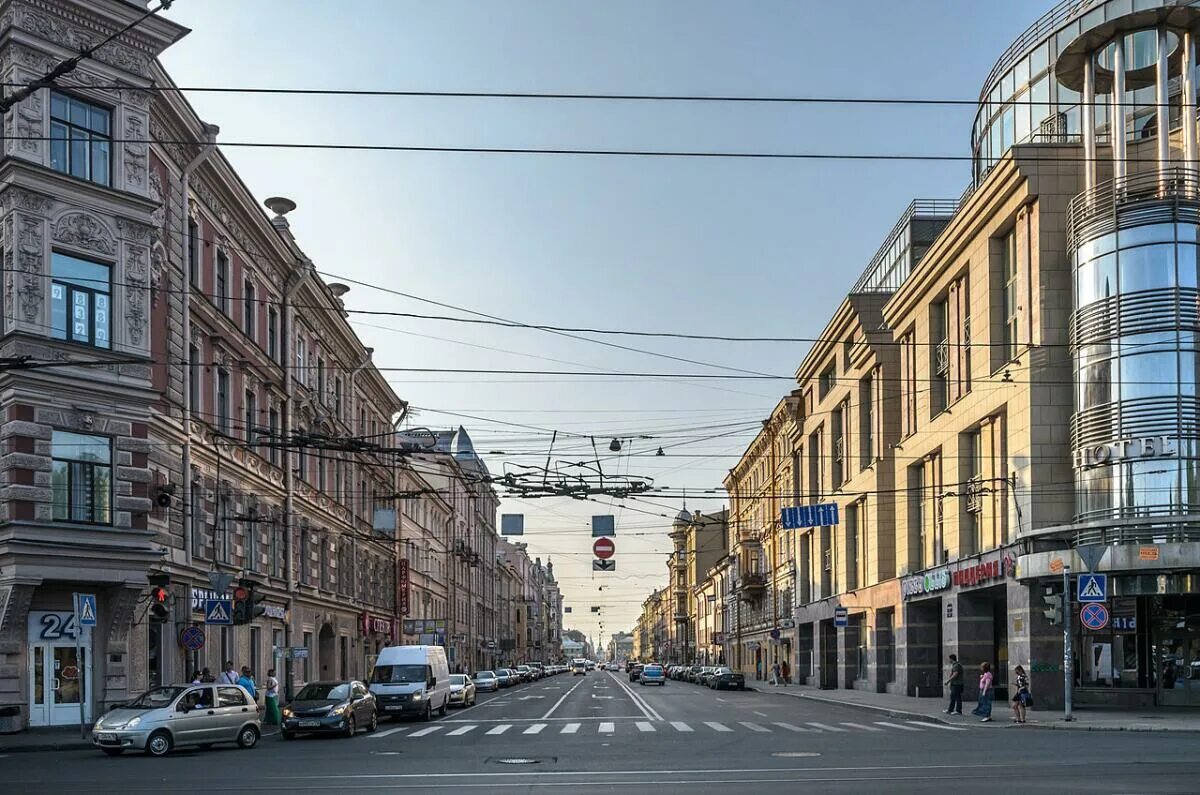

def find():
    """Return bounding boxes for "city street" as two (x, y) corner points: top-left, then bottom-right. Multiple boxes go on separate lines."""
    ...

(2, 671), (1197, 793)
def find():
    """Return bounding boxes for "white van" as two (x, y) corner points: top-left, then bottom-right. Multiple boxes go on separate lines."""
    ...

(368, 645), (451, 721)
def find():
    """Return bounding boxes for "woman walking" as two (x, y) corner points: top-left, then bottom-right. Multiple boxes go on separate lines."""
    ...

(1011, 664), (1031, 724)
(971, 662), (995, 722)
(263, 668), (282, 725)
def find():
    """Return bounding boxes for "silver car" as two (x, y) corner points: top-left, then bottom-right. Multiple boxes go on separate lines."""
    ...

(92, 683), (261, 757)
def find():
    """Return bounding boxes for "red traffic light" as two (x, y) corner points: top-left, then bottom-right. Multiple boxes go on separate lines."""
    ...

(151, 587), (169, 603)
(233, 586), (250, 601)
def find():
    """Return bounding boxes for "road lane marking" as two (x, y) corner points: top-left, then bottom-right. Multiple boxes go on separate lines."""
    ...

(907, 721), (966, 731)
(753, 711), (769, 717)
(560, 723), (581, 734)
(669, 721), (693, 732)
(715, 697), (727, 702)
(772, 722), (813, 732)
(599, 722), (615, 733)
(840, 723), (883, 732)
(446, 725), (477, 736)
(874, 721), (922, 731)
(636, 722), (655, 732)
(607, 672), (663, 722)
(806, 722), (848, 732)
(485, 724), (512, 735)
(541, 676), (589, 720)
(367, 726), (408, 739)
(704, 722), (733, 732)
(408, 726), (442, 737)
(522, 724), (547, 735)
(738, 722), (770, 733)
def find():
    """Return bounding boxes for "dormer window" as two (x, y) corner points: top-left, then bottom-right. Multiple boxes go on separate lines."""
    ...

(49, 92), (111, 187)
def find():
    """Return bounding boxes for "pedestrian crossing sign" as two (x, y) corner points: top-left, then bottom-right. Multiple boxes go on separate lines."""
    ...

(205, 598), (233, 625)
(76, 593), (97, 626)
(1077, 573), (1107, 603)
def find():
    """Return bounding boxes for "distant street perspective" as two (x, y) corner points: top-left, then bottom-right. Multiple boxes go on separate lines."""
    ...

(1, 0), (1200, 793)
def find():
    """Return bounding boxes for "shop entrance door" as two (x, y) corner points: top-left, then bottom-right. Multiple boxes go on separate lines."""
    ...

(27, 611), (93, 727)
(1155, 632), (1200, 706)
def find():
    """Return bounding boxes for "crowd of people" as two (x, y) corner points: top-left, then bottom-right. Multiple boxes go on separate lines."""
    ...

(944, 654), (1032, 723)
(188, 661), (282, 725)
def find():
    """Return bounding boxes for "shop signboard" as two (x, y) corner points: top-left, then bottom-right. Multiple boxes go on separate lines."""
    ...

(397, 559), (410, 617)
(901, 568), (950, 599)
(360, 612), (392, 636)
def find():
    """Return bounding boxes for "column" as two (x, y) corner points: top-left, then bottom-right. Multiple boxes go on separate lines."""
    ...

(1157, 27), (1171, 191)
(1083, 50), (1096, 193)
(1112, 34), (1127, 181)
(1184, 31), (1198, 180)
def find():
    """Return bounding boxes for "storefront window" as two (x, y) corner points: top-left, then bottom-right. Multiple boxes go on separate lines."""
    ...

(1077, 597), (1142, 688)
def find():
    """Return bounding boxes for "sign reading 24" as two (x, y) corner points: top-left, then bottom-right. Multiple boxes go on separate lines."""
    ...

(39, 612), (82, 640)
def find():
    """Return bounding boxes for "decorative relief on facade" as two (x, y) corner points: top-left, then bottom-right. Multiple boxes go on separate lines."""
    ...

(125, 244), (149, 346)
(53, 212), (116, 256)
(148, 169), (166, 230)
(13, 86), (43, 155)
(123, 113), (149, 191)
(16, 215), (44, 322)
(21, 10), (151, 76)
(150, 241), (167, 307)
(115, 218), (155, 246)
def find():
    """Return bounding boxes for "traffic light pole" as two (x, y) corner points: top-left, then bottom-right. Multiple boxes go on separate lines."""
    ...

(1062, 564), (1074, 722)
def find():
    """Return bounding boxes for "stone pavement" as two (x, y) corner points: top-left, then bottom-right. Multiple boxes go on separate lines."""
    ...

(758, 682), (1200, 732)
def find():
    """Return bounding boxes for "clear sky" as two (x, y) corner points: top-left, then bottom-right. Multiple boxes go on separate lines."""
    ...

(157, 0), (1052, 647)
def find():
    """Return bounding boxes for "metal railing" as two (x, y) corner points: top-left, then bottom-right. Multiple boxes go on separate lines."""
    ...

(934, 339), (949, 376)
(1066, 167), (1200, 250)
(849, 199), (959, 294)
(978, 0), (1103, 103)
(1075, 521), (1200, 546)
(965, 475), (984, 515)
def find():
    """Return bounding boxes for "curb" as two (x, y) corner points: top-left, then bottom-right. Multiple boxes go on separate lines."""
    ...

(772, 689), (955, 726)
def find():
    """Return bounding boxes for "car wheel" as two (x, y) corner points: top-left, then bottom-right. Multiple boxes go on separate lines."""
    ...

(367, 710), (378, 732)
(145, 730), (172, 757)
(282, 731), (295, 740)
(237, 725), (260, 749)
(343, 715), (356, 738)
(421, 702), (433, 722)
(101, 748), (123, 757)
(438, 699), (447, 717)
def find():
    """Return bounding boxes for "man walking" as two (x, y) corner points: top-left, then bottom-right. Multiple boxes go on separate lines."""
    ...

(781, 659), (791, 686)
(944, 654), (964, 715)
(218, 660), (239, 685)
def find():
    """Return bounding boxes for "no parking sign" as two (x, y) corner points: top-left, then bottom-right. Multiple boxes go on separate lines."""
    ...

(1080, 603), (1109, 631)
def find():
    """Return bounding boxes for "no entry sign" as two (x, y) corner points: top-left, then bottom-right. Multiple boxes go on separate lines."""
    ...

(593, 537), (615, 560)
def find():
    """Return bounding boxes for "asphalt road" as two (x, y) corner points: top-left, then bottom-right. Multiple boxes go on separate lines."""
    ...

(3, 670), (1198, 793)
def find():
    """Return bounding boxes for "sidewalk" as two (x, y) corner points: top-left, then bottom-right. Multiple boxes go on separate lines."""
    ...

(0, 723), (281, 754)
(757, 682), (1200, 732)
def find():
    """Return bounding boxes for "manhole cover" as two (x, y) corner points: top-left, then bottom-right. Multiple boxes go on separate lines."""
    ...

(772, 752), (821, 758)
(495, 758), (542, 765)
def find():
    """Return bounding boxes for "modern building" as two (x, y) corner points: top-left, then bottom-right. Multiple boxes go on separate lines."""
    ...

(707, 0), (1200, 710)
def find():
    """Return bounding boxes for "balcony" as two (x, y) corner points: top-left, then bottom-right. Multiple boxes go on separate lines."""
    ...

(740, 572), (767, 601)
(934, 339), (949, 376)
(966, 474), (984, 514)
(1067, 167), (1200, 251)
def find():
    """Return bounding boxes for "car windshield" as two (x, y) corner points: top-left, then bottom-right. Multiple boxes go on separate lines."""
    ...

(126, 686), (188, 709)
(295, 683), (350, 700)
(371, 664), (428, 684)
(715, 668), (732, 675)
(450, 674), (467, 685)
(476, 671), (495, 679)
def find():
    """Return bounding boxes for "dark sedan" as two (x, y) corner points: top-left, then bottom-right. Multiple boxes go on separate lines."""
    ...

(281, 680), (377, 739)
(628, 664), (644, 682)
(708, 667), (746, 691)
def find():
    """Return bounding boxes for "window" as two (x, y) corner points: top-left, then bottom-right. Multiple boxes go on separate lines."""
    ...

(818, 365), (836, 400)
(901, 331), (917, 437)
(831, 403), (846, 488)
(246, 511), (258, 572)
(190, 478), (205, 559)
(216, 251), (230, 314)
(51, 430), (112, 524)
(296, 337), (307, 386)
(859, 375), (874, 469)
(217, 686), (247, 708)
(334, 378), (343, 420)
(317, 358), (326, 403)
(320, 535), (331, 590)
(317, 451), (326, 492)
(931, 298), (949, 415)
(909, 464), (926, 571)
(300, 529), (310, 585)
(216, 369), (231, 434)
(49, 92), (111, 186)
(270, 518), (281, 578)
(268, 404), (280, 465)
(243, 280), (256, 341)
(244, 389), (257, 444)
(188, 218), (200, 288)
(50, 252), (110, 349)
(302, 631), (313, 681)
(188, 344), (200, 411)
(267, 307), (278, 362)
(1003, 229), (1019, 360)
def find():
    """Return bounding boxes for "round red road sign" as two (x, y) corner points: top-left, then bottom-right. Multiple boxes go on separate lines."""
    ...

(593, 537), (615, 560)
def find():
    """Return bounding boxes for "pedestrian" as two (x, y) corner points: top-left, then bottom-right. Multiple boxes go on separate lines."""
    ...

(200, 667), (214, 683)
(238, 666), (257, 700)
(218, 660), (239, 685)
(781, 659), (791, 686)
(971, 662), (994, 722)
(1011, 664), (1031, 724)
(771, 662), (781, 686)
(263, 668), (281, 725)
(944, 654), (964, 715)
(190, 670), (202, 684)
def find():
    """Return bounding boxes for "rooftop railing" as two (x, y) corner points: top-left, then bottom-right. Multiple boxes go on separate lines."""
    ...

(849, 199), (958, 294)
(978, 0), (1103, 104)
(1066, 167), (1200, 250)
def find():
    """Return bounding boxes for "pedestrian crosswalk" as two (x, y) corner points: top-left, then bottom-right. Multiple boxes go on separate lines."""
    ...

(364, 718), (970, 741)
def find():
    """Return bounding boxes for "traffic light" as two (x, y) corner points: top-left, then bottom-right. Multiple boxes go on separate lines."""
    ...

(232, 579), (266, 625)
(1042, 589), (1063, 625)
(149, 585), (171, 623)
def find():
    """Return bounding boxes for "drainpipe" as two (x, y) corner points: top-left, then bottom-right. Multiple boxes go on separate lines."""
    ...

(180, 122), (219, 571)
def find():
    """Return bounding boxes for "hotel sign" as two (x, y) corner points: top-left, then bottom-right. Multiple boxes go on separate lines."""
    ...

(1074, 436), (1175, 469)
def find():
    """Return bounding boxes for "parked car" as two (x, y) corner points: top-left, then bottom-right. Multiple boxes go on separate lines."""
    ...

(697, 667), (719, 687)
(448, 674), (477, 707)
(686, 665), (703, 683)
(495, 669), (514, 688)
(474, 670), (500, 692)
(709, 668), (746, 691)
(639, 664), (666, 686)
(91, 683), (260, 757)
(628, 664), (644, 682)
(281, 680), (377, 739)
(369, 644), (451, 721)
(515, 665), (533, 682)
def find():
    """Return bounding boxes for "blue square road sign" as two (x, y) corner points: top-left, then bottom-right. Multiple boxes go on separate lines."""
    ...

(1077, 573), (1107, 603)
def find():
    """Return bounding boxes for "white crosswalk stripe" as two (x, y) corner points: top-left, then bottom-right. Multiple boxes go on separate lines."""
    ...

(522, 723), (547, 735)
(874, 721), (922, 731)
(806, 722), (848, 732)
(485, 724), (512, 735)
(408, 726), (442, 737)
(772, 720), (811, 734)
(670, 721), (693, 732)
(561, 723), (581, 734)
(907, 721), (967, 731)
(367, 726), (408, 739)
(738, 722), (770, 733)
(840, 722), (883, 732)
(598, 722), (615, 733)
(446, 725), (476, 736)
(636, 722), (656, 732)
(704, 721), (734, 732)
